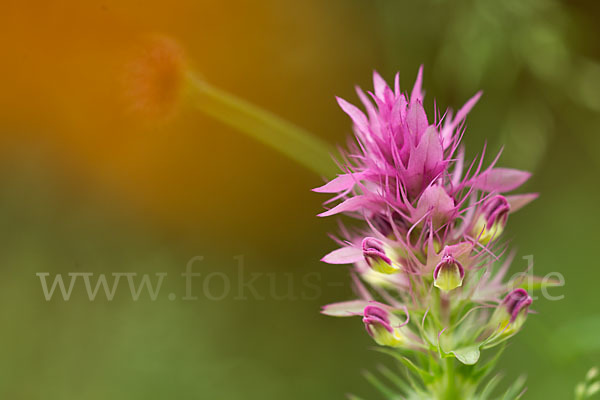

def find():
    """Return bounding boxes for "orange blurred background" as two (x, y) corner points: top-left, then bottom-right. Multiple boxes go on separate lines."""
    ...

(0, 0), (381, 247)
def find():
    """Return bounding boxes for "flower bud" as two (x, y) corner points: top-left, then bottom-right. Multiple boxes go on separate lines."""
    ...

(472, 195), (510, 244)
(492, 288), (532, 335)
(362, 237), (400, 274)
(433, 255), (465, 292)
(362, 305), (404, 347)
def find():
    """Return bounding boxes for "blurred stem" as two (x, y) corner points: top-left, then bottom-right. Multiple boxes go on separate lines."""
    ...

(185, 72), (338, 178)
(444, 357), (456, 400)
(441, 293), (450, 326)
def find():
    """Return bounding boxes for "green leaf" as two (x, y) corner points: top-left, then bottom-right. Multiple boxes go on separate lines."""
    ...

(363, 370), (397, 399)
(377, 365), (412, 394)
(477, 374), (503, 400)
(451, 346), (481, 365)
(471, 346), (505, 382)
(374, 348), (433, 384)
(501, 375), (527, 400)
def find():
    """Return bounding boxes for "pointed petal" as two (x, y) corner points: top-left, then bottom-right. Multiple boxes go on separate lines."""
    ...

(506, 193), (539, 213)
(414, 185), (455, 227)
(321, 246), (363, 264)
(410, 65), (424, 104)
(454, 91), (482, 125)
(444, 242), (474, 259)
(440, 92), (482, 148)
(394, 72), (400, 97)
(336, 97), (369, 133)
(317, 195), (371, 217)
(474, 168), (531, 192)
(406, 102), (429, 138)
(313, 172), (365, 193)
(405, 127), (443, 195)
(390, 94), (408, 129)
(321, 300), (370, 317)
(451, 146), (465, 186)
(373, 70), (387, 100)
(356, 86), (379, 123)
(409, 126), (443, 172)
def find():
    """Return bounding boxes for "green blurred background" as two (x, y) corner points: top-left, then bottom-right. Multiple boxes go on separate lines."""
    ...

(1, 0), (599, 398)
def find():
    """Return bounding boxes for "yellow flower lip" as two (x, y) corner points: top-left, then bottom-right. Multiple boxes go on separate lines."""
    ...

(433, 255), (465, 292)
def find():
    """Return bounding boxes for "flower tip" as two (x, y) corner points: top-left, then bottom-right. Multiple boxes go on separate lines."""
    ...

(372, 70), (387, 95)
(335, 96), (350, 108)
(410, 65), (424, 104)
(353, 84), (365, 98)
(466, 90), (483, 109)
(417, 64), (424, 77)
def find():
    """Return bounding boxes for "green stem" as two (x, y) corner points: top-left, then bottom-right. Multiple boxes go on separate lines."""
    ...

(185, 72), (338, 177)
(445, 357), (456, 400)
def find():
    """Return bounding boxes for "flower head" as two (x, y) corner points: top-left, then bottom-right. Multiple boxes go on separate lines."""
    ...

(316, 67), (483, 217)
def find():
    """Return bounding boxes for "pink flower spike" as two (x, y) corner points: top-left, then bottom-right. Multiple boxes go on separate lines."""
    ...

(315, 66), (539, 389)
